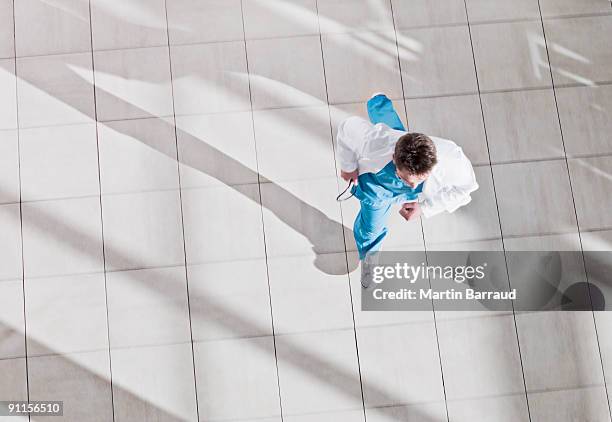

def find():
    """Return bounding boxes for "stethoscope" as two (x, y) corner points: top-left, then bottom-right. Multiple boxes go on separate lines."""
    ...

(336, 179), (355, 202)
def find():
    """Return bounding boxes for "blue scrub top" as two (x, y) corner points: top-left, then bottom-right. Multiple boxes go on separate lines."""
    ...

(352, 161), (424, 207)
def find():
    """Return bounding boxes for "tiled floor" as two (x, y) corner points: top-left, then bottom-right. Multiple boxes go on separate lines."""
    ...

(1, 0), (612, 421)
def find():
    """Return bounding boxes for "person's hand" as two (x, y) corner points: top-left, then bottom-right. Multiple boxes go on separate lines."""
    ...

(340, 169), (359, 184)
(399, 202), (422, 221)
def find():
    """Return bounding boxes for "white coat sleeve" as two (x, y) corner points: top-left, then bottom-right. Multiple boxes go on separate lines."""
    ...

(420, 147), (479, 218)
(336, 116), (372, 173)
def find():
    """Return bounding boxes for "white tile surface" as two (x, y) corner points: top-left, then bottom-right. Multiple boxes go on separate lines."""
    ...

(176, 111), (259, 188)
(568, 156), (612, 231)
(447, 395), (530, 422)
(25, 272), (108, 356)
(21, 197), (104, 278)
(243, 0), (319, 39)
(111, 343), (198, 421)
(253, 106), (336, 183)
(0, 203), (21, 282)
(182, 184), (266, 264)
(540, 0), (612, 17)
(317, 0), (394, 34)
(170, 41), (251, 115)
(166, 0), (244, 45)
(16, 53), (95, 127)
(392, 0), (467, 29)
(0, 130), (19, 205)
(14, 0), (91, 57)
(528, 386), (611, 422)
(465, 0), (540, 21)
(90, 0), (168, 51)
(275, 329), (362, 415)
(0, 0), (14, 59)
(101, 190), (185, 271)
(399, 25), (478, 97)
(94, 46), (174, 121)
(187, 259), (273, 341)
(106, 266), (191, 348)
(0, 280), (25, 359)
(19, 123), (100, 201)
(247, 36), (327, 109)
(0, 358), (28, 414)
(0, 59), (17, 130)
(98, 117), (179, 194)
(321, 31), (403, 104)
(194, 336), (282, 420)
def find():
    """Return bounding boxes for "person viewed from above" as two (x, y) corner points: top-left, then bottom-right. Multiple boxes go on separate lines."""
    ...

(336, 93), (479, 288)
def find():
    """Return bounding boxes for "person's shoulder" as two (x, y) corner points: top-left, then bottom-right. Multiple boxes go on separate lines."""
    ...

(429, 136), (463, 158)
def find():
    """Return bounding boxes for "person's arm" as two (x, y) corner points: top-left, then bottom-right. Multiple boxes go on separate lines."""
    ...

(336, 117), (372, 179)
(420, 147), (479, 218)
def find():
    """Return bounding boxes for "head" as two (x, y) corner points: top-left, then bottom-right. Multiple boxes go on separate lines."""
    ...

(393, 133), (437, 188)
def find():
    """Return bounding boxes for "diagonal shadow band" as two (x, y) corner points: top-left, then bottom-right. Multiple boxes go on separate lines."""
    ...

(2, 184), (446, 422)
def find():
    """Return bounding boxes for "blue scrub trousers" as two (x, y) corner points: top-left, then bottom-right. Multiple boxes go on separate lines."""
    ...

(354, 95), (408, 260)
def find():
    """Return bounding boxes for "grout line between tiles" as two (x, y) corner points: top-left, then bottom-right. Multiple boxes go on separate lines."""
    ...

(161, 0), (201, 420)
(86, 1), (116, 420)
(10, 1), (30, 419)
(462, 1), (534, 421)
(535, 0), (612, 419)
(239, 1), (285, 420)
(314, 1), (368, 420)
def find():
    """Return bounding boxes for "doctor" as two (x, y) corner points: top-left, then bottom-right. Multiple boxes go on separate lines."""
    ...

(337, 94), (479, 288)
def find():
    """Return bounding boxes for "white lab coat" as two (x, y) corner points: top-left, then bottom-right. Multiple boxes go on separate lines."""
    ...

(336, 116), (479, 218)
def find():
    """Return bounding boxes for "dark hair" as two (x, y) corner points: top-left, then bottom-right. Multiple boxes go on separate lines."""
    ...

(394, 133), (437, 175)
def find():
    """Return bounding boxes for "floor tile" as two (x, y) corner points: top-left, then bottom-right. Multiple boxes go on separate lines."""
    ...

(0, 203), (21, 282)
(391, 0), (467, 29)
(111, 343), (198, 421)
(0, 130), (19, 205)
(16, 53), (95, 127)
(284, 410), (364, 422)
(19, 123), (100, 201)
(358, 322), (445, 407)
(366, 402), (447, 422)
(101, 190), (185, 271)
(28, 350), (113, 422)
(482, 89), (564, 163)
(166, 0), (243, 45)
(540, 0), (612, 18)
(399, 25), (478, 97)
(194, 336), (281, 420)
(593, 312), (612, 382)
(243, 0), (319, 39)
(321, 31), (403, 104)
(557, 84), (612, 157)
(545, 16), (612, 86)
(94, 46), (173, 121)
(317, 0), (394, 33)
(528, 385), (610, 422)
(471, 21), (552, 91)
(423, 166), (501, 245)
(436, 314), (525, 399)
(90, 0), (168, 51)
(182, 184), (266, 264)
(247, 36), (327, 109)
(268, 253), (352, 334)
(516, 311), (605, 391)
(260, 178), (345, 258)
(176, 111), (259, 189)
(446, 395), (529, 422)
(22, 197), (104, 278)
(0, 280), (25, 359)
(581, 229), (612, 252)
(170, 41), (251, 115)
(568, 156), (612, 231)
(0, 0), (13, 59)
(14, 0), (90, 57)
(0, 358), (28, 417)
(187, 259), (273, 341)
(253, 106), (336, 183)
(465, 0), (540, 21)
(404, 94), (489, 166)
(106, 266), (191, 348)
(493, 160), (577, 237)
(25, 272), (108, 356)
(275, 329), (362, 415)
(0, 59), (16, 130)
(98, 117), (179, 194)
